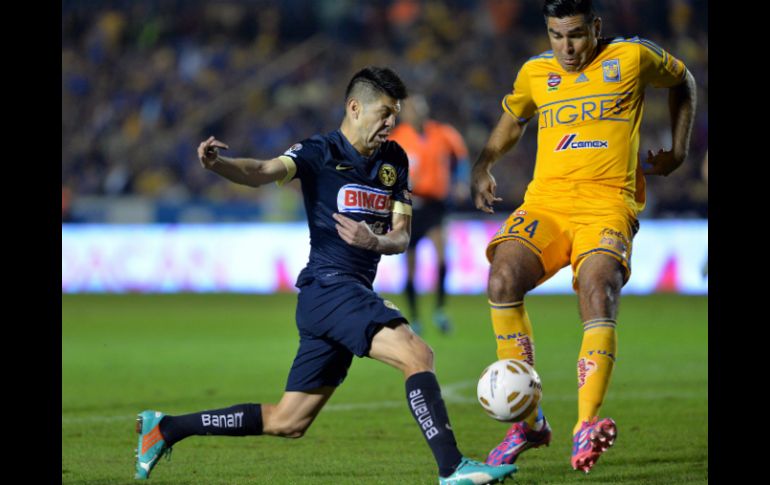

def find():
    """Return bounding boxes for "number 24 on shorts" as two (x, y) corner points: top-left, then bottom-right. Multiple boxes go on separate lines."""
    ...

(508, 217), (539, 238)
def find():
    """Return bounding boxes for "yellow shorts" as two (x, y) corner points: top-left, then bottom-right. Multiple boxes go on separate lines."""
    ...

(486, 202), (639, 290)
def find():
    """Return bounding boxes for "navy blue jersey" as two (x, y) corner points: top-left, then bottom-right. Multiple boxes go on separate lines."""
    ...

(279, 129), (412, 288)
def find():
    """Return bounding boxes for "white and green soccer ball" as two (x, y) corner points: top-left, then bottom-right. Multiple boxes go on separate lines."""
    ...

(477, 359), (542, 422)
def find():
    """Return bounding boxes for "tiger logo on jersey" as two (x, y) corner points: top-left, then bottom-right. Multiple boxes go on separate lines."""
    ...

(602, 59), (621, 82)
(378, 164), (397, 187)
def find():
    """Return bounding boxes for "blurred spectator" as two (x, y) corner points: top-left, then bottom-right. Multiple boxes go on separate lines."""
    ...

(62, 0), (708, 221)
(62, 185), (73, 222)
(390, 94), (470, 335)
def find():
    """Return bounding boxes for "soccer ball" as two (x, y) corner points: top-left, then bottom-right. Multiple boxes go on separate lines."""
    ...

(477, 359), (542, 422)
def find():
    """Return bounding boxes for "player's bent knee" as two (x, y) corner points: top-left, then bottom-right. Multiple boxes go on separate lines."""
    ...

(580, 277), (622, 311)
(416, 340), (434, 369)
(488, 265), (526, 302)
(405, 334), (434, 373)
(488, 268), (511, 301)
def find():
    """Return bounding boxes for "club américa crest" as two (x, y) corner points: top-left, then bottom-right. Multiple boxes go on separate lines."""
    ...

(378, 163), (397, 187)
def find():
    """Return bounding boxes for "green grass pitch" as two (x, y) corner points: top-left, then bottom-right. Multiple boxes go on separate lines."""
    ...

(62, 293), (707, 484)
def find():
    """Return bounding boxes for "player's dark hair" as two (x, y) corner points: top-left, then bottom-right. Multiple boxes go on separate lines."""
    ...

(543, 0), (596, 22)
(345, 66), (408, 103)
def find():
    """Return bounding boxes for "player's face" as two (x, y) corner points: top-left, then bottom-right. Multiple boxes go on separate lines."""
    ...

(546, 15), (601, 72)
(359, 95), (401, 152)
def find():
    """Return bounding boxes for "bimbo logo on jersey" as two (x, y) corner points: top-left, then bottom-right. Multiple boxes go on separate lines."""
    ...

(554, 134), (609, 151)
(338, 184), (392, 216)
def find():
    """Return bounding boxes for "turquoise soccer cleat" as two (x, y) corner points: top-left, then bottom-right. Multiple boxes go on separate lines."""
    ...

(439, 456), (518, 485)
(134, 410), (172, 480)
(433, 309), (453, 334)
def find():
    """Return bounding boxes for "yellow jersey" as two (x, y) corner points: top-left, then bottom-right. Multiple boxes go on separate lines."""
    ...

(502, 37), (688, 215)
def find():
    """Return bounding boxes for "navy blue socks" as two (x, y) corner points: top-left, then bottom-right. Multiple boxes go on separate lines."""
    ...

(159, 403), (263, 446)
(405, 372), (463, 477)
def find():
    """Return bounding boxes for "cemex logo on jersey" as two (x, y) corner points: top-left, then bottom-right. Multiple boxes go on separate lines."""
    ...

(554, 134), (609, 151)
(338, 184), (392, 216)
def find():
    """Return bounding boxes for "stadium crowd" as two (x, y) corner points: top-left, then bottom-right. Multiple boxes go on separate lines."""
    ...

(62, 0), (707, 221)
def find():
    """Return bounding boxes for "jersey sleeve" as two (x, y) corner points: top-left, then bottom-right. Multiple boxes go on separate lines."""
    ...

(390, 143), (413, 217)
(638, 38), (688, 88)
(501, 64), (537, 122)
(276, 137), (325, 186)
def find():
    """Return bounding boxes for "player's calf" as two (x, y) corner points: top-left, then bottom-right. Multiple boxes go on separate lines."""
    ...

(261, 389), (334, 438)
(263, 422), (306, 438)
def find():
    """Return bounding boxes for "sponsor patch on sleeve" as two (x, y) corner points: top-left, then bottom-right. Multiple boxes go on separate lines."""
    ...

(283, 143), (303, 158)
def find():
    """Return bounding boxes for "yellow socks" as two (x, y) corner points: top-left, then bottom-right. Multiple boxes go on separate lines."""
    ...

(490, 300), (539, 427)
(490, 301), (535, 363)
(574, 319), (618, 435)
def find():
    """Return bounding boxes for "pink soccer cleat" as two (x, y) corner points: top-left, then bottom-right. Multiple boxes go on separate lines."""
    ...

(486, 417), (552, 466)
(571, 417), (617, 473)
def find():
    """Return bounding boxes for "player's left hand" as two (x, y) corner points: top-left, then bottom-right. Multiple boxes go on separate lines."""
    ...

(198, 135), (229, 169)
(333, 213), (377, 251)
(642, 149), (685, 176)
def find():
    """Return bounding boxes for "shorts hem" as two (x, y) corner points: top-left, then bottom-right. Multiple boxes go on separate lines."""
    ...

(572, 248), (632, 289)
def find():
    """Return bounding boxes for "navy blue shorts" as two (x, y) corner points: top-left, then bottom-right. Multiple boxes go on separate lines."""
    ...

(409, 198), (446, 249)
(285, 278), (406, 392)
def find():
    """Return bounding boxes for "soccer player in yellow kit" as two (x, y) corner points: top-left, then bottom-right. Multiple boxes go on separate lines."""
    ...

(472, 0), (696, 473)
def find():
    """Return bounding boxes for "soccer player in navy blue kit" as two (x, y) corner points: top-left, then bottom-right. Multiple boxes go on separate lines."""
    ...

(134, 67), (517, 485)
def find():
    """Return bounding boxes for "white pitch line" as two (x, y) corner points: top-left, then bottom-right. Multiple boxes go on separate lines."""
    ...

(61, 381), (478, 424)
(442, 379), (478, 404)
(62, 380), (705, 425)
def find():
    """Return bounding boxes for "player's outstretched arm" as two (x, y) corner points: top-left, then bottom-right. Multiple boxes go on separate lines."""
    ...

(332, 212), (411, 255)
(197, 136), (288, 187)
(471, 114), (526, 213)
(643, 69), (697, 176)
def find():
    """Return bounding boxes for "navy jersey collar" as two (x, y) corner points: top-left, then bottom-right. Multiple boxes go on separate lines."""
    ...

(334, 129), (381, 163)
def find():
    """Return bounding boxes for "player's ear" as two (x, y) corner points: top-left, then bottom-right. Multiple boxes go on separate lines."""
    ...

(347, 98), (361, 121)
(593, 17), (601, 38)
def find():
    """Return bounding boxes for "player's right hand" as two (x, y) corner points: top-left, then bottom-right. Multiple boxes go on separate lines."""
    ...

(198, 136), (229, 169)
(471, 169), (503, 214)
